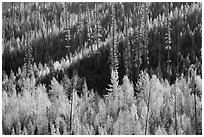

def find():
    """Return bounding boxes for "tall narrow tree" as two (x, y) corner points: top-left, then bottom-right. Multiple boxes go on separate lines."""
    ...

(23, 31), (33, 78)
(69, 69), (78, 134)
(145, 79), (151, 135)
(109, 3), (118, 72)
(176, 8), (180, 76)
(95, 3), (101, 70)
(64, 3), (71, 53)
(165, 2), (172, 82)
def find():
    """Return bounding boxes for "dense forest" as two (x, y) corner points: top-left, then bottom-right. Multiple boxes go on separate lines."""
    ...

(2, 2), (202, 135)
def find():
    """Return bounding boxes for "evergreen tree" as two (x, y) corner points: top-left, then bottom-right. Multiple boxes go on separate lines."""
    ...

(23, 31), (33, 78)
(106, 69), (121, 117)
(69, 70), (79, 134)
(87, 7), (92, 45)
(165, 2), (172, 81)
(188, 65), (198, 134)
(64, 3), (71, 52)
(109, 4), (119, 72)
(95, 3), (102, 70)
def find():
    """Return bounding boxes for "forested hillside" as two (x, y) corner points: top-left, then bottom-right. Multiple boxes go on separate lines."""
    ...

(2, 2), (202, 135)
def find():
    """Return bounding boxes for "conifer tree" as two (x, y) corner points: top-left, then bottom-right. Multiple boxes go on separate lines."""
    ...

(122, 75), (134, 106)
(173, 83), (179, 135)
(64, 3), (71, 52)
(144, 76), (151, 135)
(123, 15), (131, 79)
(109, 4), (119, 72)
(95, 3), (102, 70)
(176, 6), (180, 76)
(142, 3), (150, 69)
(165, 3), (172, 82)
(23, 30), (33, 78)
(106, 69), (120, 117)
(87, 7), (92, 45)
(189, 65), (198, 134)
(69, 70), (78, 134)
